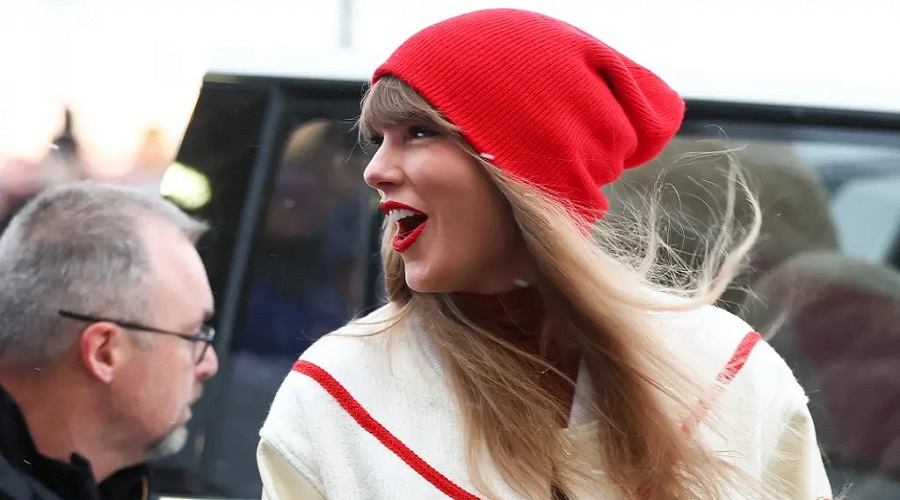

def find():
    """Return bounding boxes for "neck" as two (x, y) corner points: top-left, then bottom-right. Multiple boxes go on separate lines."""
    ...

(0, 368), (140, 483)
(453, 285), (546, 343)
(452, 284), (581, 425)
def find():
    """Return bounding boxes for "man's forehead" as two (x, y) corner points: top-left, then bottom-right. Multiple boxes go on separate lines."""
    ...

(141, 221), (213, 309)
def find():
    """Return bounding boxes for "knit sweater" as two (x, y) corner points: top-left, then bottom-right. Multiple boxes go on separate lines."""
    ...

(257, 301), (833, 499)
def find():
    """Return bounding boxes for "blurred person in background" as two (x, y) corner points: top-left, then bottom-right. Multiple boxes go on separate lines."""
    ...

(605, 137), (839, 312)
(0, 157), (44, 232)
(0, 182), (219, 500)
(41, 108), (89, 185)
(238, 119), (370, 357)
(0, 108), (88, 233)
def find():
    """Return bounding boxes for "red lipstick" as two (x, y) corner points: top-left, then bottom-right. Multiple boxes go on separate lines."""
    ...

(380, 201), (428, 253)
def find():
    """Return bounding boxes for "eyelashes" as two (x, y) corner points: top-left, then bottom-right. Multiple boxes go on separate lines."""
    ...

(408, 126), (439, 139)
(362, 125), (441, 153)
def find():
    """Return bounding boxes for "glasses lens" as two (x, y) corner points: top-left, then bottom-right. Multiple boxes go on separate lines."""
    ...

(194, 325), (214, 364)
(195, 341), (210, 365)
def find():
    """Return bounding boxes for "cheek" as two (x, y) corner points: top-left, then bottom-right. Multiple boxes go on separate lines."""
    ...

(409, 153), (521, 290)
(144, 362), (195, 415)
(144, 379), (185, 414)
(116, 381), (176, 435)
(115, 354), (193, 429)
(147, 383), (195, 433)
(419, 200), (519, 290)
(466, 184), (519, 254)
(469, 210), (520, 266)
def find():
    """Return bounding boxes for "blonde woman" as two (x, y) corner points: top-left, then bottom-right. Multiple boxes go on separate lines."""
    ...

(257, 9), (832, 500)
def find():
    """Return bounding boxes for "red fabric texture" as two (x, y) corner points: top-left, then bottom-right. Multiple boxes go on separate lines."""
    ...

(292, 360), (480, 500)
(373, 8), (685, 222)
(680, 331), (762, 436)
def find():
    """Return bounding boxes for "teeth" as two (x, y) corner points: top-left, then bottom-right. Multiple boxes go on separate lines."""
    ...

(389, 208), (419, 223)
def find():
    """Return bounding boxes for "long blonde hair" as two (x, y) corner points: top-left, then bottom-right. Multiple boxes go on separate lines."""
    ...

(359, 76), (770, 499)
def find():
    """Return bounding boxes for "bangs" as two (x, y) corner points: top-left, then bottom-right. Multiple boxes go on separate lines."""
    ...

(358, 75), (459, 141)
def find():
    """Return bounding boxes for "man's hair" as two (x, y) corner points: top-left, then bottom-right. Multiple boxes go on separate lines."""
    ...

(0, 181), (208, 368)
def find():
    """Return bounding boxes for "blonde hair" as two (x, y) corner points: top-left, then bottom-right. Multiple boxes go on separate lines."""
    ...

(359, 76), (774, 499)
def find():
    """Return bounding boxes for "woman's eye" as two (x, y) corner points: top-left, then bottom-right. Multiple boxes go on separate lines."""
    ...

(361, 135), (383, 153)
(409, 126), (438, 139)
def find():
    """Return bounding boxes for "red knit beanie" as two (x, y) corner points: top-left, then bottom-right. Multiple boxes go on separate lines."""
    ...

(373, 8), (685, 222)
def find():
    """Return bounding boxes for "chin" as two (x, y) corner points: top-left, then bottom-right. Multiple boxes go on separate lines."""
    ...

(146, 425), (189, 459)
(405, 264), (510, 294)
(404, 267), (451, 294)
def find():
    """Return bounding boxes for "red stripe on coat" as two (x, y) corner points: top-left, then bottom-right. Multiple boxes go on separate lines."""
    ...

(293, 360), (481, 500)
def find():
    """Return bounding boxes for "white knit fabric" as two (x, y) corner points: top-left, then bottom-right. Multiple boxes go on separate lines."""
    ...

(257, 302), (833, 499)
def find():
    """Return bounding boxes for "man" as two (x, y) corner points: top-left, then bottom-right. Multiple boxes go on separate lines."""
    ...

(0, 181), (219, 499)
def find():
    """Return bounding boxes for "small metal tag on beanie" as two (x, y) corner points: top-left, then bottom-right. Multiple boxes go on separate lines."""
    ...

(478, 152), (495, 160)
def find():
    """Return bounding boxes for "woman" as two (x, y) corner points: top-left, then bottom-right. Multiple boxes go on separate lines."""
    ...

(257, 9), (832, 499)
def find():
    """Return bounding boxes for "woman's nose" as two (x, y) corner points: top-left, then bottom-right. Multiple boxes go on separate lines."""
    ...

(363, 146), (404, 190)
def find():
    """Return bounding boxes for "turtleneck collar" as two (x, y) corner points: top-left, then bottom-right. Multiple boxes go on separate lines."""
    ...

(0, 384), (150, 499)
(448, 285), (584, 428)
(452, 285), (545, 341)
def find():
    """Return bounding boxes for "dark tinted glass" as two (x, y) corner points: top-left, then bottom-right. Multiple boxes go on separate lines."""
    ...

(152, 81), (380, 499)
(149, 82), (274, 497)
(206, 117), (375, 497)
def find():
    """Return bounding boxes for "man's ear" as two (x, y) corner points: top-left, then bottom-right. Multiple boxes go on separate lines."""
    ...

(78, 322), (128, 383)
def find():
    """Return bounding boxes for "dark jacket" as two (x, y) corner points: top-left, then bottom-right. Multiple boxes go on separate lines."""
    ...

(0, 384), (150, 500)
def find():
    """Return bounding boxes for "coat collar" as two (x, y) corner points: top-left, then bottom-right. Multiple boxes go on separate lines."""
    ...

(0, 384), (149, 500)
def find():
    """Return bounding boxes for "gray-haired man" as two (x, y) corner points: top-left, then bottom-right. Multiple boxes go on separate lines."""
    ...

(0, 181), (219, 500)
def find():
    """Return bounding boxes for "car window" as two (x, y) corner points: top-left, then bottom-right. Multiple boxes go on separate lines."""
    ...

(831, 173), (900, 263)
(152, 87), (380, 496)
(211, 118), (374, 497)
(149, 82), (276, 497)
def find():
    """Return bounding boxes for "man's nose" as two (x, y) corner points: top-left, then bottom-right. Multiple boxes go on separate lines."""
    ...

(196, 345), (219, 380)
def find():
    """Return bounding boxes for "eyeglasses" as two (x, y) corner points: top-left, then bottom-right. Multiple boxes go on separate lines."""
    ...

(58, 310), (215, 365)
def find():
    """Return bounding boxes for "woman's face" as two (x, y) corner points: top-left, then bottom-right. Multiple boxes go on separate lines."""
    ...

(363, 122), (534, 294)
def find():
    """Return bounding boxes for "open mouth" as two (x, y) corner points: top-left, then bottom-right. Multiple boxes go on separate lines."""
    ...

(396, 209), (427, 239)
(392, 208), (428, 252)
(381, 201), (429, 253)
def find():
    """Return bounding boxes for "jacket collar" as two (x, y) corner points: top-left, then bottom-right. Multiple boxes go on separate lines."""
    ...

(0, 384), (149, 500)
